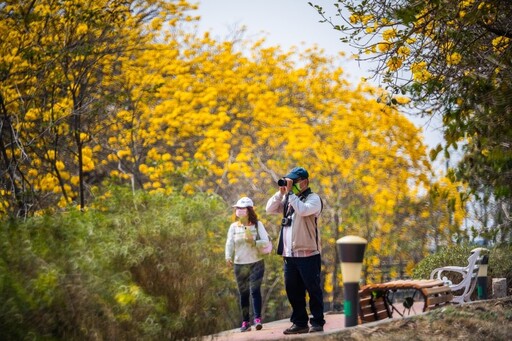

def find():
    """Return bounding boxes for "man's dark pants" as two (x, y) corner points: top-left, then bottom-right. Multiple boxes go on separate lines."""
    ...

(284, 254), (325, 327)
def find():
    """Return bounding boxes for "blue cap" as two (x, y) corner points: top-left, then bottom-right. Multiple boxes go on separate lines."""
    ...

(285, 167), (309, 180)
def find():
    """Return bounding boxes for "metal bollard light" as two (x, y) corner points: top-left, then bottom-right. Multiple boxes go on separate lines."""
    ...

(477, 254), (489, 300)
(336, 236), (367, 327)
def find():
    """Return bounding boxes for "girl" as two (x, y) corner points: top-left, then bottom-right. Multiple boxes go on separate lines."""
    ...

(225, 197), (270, 332)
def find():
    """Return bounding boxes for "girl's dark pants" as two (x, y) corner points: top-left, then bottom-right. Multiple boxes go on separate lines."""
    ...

(234, 260), (265, 322)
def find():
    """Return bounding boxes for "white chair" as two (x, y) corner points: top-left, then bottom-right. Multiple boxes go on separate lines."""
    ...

(429, 247), (488, 304)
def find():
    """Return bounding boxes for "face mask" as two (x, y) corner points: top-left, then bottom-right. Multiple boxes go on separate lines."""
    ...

(292, 184), (301, 195)
(235, 208), (248, 217)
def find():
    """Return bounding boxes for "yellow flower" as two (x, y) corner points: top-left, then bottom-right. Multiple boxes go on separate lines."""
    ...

(28, 169), (39, 178)
(397, 46), (410, 56)
(115, 285), (140, 306)
(377, 42), (391, 52)
(411, 61), (427, 73)
(76, 23), (88, 35)
(57, 197), (69, 208)
(382, 28), (397, 41)
(362, 14), (373, 25)
(55, 161), (66, 171)
(386, 57), (403, 71)
(139, 164), (149, 174)
(151, 17), (163, 31)
(117, 149), (131, 158)
(393, 96), (411, 104)
(446, 52), (462, 65)
(365, 25), (375, 34)
(492, 37), (510, 53)
(71, 176), (80, 186)
(25, 108), (39, 121)
(349, 14), (360, 24)
(115, 292), (132, 306)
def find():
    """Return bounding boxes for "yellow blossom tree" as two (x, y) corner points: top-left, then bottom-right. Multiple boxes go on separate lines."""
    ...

(0, 0), (196, 215)
(0, 1), (468, 308)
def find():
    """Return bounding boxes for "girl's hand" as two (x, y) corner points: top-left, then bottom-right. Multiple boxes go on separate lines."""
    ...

(244, 227), (254, 242)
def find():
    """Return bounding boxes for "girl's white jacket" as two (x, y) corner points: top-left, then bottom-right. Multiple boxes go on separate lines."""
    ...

(225, 221), (270, 264)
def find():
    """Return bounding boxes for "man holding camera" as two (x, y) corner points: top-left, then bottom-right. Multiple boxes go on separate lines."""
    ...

(265, 166), (325, 334)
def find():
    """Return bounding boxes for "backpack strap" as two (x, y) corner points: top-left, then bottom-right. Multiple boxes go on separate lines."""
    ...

(255, 220), (260, 241)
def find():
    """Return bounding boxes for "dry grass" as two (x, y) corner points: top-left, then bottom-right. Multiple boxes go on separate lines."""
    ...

(309, 297), (512, 341)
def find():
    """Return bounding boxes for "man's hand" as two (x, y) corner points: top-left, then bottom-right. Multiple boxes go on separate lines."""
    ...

(226, 259), (233, 267)
(279, 178), (293, 195)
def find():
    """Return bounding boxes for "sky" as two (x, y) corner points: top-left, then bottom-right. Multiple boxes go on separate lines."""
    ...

(195, 0), (365, 81)
(194, 0), (444, 151)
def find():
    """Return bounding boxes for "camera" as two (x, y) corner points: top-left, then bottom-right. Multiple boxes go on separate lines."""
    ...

(277, 178), (287, 186)
(281, 217), (292, 226)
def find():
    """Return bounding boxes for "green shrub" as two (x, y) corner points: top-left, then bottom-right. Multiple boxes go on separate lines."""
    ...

(487, 244), (512, 293)
(412, 244), (475, 279)
(413, 244), (512, 298)
(0, 189), (238, 340)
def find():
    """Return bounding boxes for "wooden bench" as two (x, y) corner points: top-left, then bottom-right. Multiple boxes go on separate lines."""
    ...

(358, 279), (452, 324)
(359, 290), (392, 324)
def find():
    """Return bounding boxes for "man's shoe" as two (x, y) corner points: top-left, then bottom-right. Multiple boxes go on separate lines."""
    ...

(240, 321), (251, 332)
(254, 318), (263, 330)
(283, 324), (309, 335)
(309, 325), (324, 333)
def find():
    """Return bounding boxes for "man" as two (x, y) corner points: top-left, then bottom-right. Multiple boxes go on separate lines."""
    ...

(266, 166), (325, 334)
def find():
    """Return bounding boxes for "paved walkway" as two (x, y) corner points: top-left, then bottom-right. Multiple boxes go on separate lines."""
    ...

(204, 313), (346, 341)
(204, 302), (425, 341)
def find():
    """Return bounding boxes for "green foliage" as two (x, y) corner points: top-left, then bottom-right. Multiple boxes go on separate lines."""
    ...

(413, 244), (512, 295)
(313, 0), (512, 243)
(488, 244), (512, 289)
(0, 189), (238, 340)
(412, 244), (475, 279)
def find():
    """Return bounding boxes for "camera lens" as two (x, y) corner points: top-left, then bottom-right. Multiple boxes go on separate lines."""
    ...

(277, 178), (287, 186)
